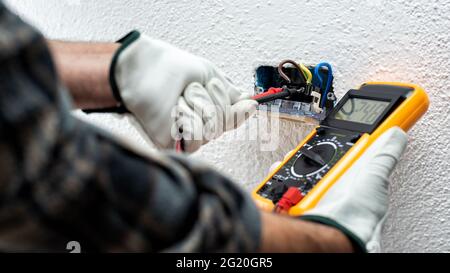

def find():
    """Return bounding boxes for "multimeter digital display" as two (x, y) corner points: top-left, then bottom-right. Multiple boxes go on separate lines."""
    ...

(252, 82), (429, 215)
(334, 98), (390, 124)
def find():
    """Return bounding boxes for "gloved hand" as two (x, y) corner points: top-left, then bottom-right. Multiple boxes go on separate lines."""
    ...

(268, 127), (408, 252)
(110, 31), (257, 152)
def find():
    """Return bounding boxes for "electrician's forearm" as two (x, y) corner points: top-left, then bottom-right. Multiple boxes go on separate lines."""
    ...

(260, 212), (354, 252)
(47, 40), (119, 109)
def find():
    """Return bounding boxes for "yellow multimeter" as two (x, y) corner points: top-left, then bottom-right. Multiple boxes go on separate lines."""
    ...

(252, 82), (429, 215)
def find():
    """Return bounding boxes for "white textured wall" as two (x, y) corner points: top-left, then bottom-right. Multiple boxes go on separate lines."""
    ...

(5, 0), (450, 252)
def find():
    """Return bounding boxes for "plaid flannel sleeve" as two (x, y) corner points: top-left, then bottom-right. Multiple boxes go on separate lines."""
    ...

(0, 2), (260, 252)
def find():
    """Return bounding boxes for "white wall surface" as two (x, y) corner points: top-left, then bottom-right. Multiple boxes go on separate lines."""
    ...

(5, 0), (450, 252)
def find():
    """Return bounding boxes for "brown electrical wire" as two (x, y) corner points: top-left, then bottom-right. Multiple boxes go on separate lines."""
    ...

(277, 59), (307, 84)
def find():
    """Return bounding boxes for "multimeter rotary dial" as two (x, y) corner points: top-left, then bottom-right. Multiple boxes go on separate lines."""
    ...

(291, 141), (337, 178)
(257, 130), (355, 199)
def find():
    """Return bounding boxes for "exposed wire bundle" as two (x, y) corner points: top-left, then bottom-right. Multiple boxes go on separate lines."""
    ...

(253, 59), (334, 110)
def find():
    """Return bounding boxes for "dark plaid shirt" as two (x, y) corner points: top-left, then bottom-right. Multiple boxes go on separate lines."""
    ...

(0, 3), (260, 252)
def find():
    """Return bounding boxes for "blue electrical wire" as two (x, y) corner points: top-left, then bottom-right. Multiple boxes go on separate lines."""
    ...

(314, 62), (333, 108)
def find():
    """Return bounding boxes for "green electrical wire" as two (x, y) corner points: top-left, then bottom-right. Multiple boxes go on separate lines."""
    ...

(300, 63), (312, 84)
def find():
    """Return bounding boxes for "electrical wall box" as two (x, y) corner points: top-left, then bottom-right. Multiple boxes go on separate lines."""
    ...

(254, 64), (336, 124)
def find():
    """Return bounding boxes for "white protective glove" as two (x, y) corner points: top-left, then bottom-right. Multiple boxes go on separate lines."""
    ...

(110, 31), (257, 152)
(269, 127), (408, 252)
